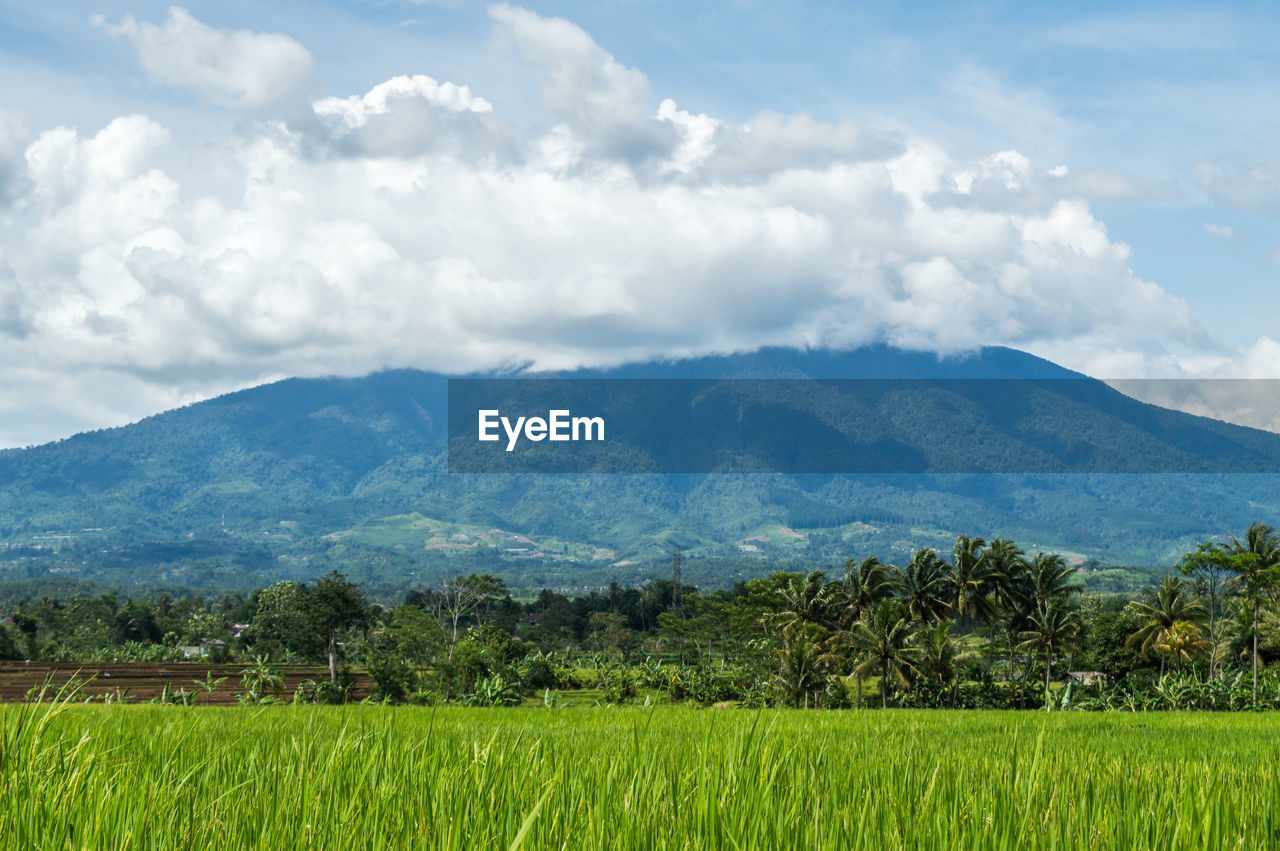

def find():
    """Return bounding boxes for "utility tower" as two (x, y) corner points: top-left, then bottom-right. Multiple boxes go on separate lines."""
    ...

(671, 544), (683, 616)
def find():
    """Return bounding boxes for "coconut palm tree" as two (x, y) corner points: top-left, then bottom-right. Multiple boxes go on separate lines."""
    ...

(771, 571), (832, 642)
(1027, 552), (1083, 609)
(1000, 552), (1083, 684)
(772, 628), (827, 708)
(1018, 601), (1082, 697)
(916, 620), (958, 704)
(1126, 576), (1207, 676)
(1226, 522), (1280, 705)
(835, 556), (898, 627)
(897, 548), (952, 625)
(848, 599), (920, 708)
(950, 535), (992, 633)
(1153, 621), (1210, 673)
(983, 538), (1029, 675)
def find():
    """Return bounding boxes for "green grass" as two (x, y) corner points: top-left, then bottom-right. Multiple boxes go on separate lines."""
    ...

(4, 702), (1280, 848)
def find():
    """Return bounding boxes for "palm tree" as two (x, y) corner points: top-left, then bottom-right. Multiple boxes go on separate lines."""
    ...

(1126, 576), (1207, 676)
(1027, 552), (1083, 609)
(983, 539), (1029, 676)
(1002, 552), (1083, 684)
(1018, 601), (1082, 697)
(897, 548), (952, 625)
(1226, 522), (1280, 705)
(772, 571), (832, 642)
(848, 599), (920, 708)
(772, 628), (827, 708)
(950, 535), (992, 633)
(916, 620), (958, 704)
(1152, 621), (1209, 673)
(835, 556), (898, 627)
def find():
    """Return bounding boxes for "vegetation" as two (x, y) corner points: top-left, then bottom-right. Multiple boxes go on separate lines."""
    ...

(4, 349), (1280, 595)
(5, 698), (1280, 848)
(7, 524), (1280, 712)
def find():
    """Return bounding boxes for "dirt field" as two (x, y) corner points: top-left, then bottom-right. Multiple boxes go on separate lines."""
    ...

(0, 662), (375, 705)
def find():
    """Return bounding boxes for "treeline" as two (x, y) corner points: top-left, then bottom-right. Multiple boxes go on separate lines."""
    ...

(4, 523), (1280, 710)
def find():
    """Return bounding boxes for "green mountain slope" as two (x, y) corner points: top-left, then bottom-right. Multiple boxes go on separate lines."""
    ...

(1, 346), (1277, 593)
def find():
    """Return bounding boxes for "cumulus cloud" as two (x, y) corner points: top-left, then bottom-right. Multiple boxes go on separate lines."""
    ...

(1204, 223), (1236, 240)
(1108, 338), (1280, 432)
(95, 6), (315, 110)
(0, 5), (1271, 446)
(487, 2), (674, 161)
(312, 75), (510, 160)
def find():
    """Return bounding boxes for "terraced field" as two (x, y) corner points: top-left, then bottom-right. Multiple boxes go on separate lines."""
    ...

(0, 662), (374, 704)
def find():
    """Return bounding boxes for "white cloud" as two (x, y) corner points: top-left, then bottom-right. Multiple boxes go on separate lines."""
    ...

(0, 108), (31, 201)
(95, 6), (315, 110)
(1204, 222), (1236, 240)
(1048, 9), (1240, 54)
(943, 65), (1077, 156)
(0, 5), (1272, 446)
(312, 75), (508, 160)
(1053, 170), (1181, 205)
(487, 2), (673, 161)
(314, 75), (493, 129)
(1191, 150), (1280, 213)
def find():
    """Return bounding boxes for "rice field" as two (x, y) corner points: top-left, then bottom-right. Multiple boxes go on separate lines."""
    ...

(4, 700), (1280, 849)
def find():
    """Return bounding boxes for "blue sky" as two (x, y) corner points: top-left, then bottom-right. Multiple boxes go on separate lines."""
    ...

(0, 1), (1277, 445)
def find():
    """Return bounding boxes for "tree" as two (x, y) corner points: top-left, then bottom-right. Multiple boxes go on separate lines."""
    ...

(439, 574), (509, 662)
(772, 628), (827, 708)
(240, 581), (311, 660)
(1152, 621), (1209, 672)
(949, 536), (991, 633)
(1226, 522), (1280, 705)
(364, 604), (447, 700)
(1178, 542), (1238, 676)
(771, 571), (832, 642)
(1125, 576), (1207, 676)
(1018, 601), (1082, 697)
(916, 620), (958, 695)
(588, 611), (639, 662)
(0, 624), (19, 661)
(835, 556), (897, 627)
(897, 549), (951, 625)
(848, 599), (920, 708)
(983, 539), (1029, 675)
(1027, 552), (1082, 610)
(301, 571), (371, 684)
(1007, 551), (1084, 682)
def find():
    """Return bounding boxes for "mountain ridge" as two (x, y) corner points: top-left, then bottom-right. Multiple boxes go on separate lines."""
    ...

(0, 345), (1277, 593)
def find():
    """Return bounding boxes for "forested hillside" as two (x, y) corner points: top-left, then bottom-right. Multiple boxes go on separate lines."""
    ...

(1, 346), (1278, 593)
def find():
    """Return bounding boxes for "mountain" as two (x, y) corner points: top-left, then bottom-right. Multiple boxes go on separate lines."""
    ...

(1, 345), (1278, 594)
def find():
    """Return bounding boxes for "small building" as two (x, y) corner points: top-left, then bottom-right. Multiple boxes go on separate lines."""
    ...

(179, 638), (228, 659)
(1065, 671), (1108, 686)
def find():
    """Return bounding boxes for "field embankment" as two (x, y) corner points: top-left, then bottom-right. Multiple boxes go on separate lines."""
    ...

(0, 662), (373, 704)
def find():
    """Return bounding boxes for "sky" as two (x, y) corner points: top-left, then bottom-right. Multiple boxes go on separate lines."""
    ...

(0, 1), (1278, 447)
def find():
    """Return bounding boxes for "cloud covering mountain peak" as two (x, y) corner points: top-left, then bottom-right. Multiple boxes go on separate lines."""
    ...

(0, 5), (1269, 448)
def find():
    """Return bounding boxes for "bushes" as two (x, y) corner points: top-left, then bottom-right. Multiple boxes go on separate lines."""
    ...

(365, 654), (415, 704)
(667, 664), (755, 705)
(595, 665), (638, 704)
(464, 673), (524, 707)
(1067, 669), (1280, 712)
(0, 625), (18, 661)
